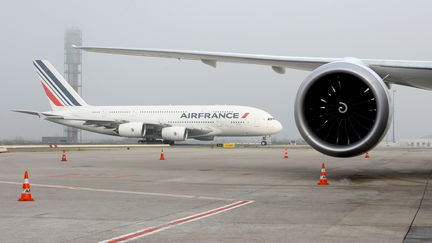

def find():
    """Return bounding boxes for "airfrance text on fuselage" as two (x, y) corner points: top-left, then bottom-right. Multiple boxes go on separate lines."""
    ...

(180, 112), (240, 119)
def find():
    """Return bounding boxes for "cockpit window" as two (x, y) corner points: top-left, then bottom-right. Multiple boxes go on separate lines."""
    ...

(268, 117), (274, 121)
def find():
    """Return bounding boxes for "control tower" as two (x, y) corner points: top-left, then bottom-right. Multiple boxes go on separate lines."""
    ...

(64, 28), (82, 143)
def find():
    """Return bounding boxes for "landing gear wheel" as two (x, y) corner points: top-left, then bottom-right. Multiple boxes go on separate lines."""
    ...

(138, 140), (144, 144)
(261, 141), (268, 146)
(163, 140), (175, 145)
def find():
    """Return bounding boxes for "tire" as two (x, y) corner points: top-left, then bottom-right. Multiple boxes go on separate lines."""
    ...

(163, 140), (175, 145)
(261, 141), (268, 146)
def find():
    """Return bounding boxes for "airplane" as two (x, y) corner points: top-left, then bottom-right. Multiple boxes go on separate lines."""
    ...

(12, 60), (283, 145)
(76, 45), (432, 157)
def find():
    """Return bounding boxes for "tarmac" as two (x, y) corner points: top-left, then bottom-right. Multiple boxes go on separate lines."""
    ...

(0, 146), (431, 242)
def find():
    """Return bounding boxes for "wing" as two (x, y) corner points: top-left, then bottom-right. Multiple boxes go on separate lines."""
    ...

(76, 46), (335, 72)
(73, 118), (214, 137)
(76, 46), (432, 90)
(63, 117), (170, 130)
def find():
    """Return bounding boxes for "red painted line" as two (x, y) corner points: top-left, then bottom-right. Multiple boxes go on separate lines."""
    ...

(101, 200), (253, 243)
(241, 112), (250, 119)
(40, 81), (63, 106)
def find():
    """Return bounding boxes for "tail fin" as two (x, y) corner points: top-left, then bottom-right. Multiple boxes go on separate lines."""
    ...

(33, 60), (88, 110)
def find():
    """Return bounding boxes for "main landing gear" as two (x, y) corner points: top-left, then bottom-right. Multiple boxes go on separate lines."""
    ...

(163, 140), (175, 145)
(261, 136), (269, 146)
(138, 138), (163, 144)
(138, 139), (174, 145)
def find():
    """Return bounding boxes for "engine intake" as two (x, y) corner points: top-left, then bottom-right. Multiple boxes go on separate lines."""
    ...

(295, 61), (392, 157)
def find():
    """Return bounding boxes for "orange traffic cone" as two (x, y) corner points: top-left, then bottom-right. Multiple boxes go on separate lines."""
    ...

(61, 150), (67, 162)
(365, 152), (370, 159)
(283, 148), (289, 159)
(317, 163), (329, 186)
(18, 171), (34, 201)
(160, 149), (165, 160)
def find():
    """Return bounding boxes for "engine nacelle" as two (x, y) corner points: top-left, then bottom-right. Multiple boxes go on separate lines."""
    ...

(295, 60), (392, 157)
(118, 122), (146, 138)
(161, 127), (188, 141)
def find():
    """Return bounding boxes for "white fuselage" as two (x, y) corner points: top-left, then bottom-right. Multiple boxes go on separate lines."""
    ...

(49, 105), (283, 140)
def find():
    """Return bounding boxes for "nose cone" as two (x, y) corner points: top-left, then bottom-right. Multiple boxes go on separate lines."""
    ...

(271, 120), (283, 134)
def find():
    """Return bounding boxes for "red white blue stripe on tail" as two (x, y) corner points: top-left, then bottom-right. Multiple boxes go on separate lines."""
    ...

(33, 60), (88, 109)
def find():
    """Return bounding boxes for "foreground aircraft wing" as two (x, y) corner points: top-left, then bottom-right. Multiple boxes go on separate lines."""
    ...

(76, 46), (334, 71)
(77, 46), (432, 90)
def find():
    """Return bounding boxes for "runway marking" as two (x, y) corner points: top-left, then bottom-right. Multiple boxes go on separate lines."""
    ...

(0, 180), (235, 202)
(47, 173), (140, 179)
(100, 200), (254, 243)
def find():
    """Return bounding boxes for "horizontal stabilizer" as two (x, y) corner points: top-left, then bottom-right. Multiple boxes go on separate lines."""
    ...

(11, 110), (42, 117)
(12, 110), (63, 119)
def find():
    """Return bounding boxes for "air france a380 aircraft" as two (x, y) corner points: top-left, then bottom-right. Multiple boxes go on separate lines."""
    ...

(13, 60), (283, 145)
(77, 45), (432, 157)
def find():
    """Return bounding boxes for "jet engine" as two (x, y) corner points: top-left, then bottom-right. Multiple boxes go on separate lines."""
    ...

(161, 127), (188, 141)
(294, 60), (392, 157)
(118, 122), (146, 138)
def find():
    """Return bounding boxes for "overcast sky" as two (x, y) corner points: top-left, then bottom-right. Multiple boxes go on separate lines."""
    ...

(2, 0), (432, 141)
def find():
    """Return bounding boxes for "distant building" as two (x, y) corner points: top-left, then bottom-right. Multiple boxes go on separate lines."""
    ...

(402, 139), (432, 147)
(42, 137), (67, 144)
